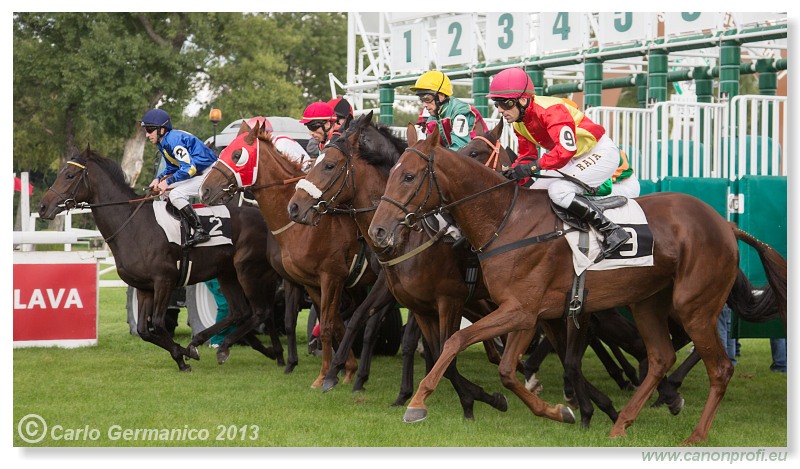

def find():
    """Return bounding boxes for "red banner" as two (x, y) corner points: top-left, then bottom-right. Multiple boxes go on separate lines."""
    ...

(13, 260), (98, 346)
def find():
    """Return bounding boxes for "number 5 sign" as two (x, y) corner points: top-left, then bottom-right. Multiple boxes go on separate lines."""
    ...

(436, 14), (476, 67)
(538, 12), (585, 53)
(390, 22), (429, 73)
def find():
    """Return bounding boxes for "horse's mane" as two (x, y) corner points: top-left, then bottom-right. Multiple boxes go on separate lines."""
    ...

(257, 133), (304, 173)
(79, 149), (134, 188)
(357, 122), (407, 168)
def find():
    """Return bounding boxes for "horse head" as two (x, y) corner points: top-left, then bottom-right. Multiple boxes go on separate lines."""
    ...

(458, 119), (513, 171)
(38, 147), (98, 219)
(200, 120), (263, 205)
(368, 126), (447, 249)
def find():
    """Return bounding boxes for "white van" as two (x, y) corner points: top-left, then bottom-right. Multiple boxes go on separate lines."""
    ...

(205, 116), (310, 152)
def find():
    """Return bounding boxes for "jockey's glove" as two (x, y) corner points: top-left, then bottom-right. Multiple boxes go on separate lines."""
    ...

(502, 161), (540, 180)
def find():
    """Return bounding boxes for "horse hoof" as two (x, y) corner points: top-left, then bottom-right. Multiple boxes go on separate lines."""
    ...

(322, 377), (339, 393)
(560, 405), (576, 424)
(284, 363), (297, 374)
(564, 393), (579, 410)
(187, 345), (200, 361)
(493, 393), (509, 412)
(403, 407), (428, 423)
(669, 397), (685, 416)
(216, 349), (230, 365)
(277, 357), (286, 367)
(180, 365), (192, 373)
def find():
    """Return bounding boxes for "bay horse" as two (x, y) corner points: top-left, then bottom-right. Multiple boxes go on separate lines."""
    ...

(38, 147), (286, 372)
(287, 113), (636, 424)
(199, 121), (394, 389)
(287, 112), (512, 419)
(368, 127), (786, 444)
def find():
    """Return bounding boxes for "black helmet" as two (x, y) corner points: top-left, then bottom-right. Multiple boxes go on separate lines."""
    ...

(141, 109), (172, 131)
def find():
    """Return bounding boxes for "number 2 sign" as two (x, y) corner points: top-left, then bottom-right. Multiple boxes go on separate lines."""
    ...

(436, 14), (476, 67)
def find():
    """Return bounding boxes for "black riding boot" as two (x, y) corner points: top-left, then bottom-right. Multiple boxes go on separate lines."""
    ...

(566, 195), (630, 262)
(179, 205), (210, 246)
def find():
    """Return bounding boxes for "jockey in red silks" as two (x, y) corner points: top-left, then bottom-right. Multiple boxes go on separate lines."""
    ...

(489, 67), (630, 261)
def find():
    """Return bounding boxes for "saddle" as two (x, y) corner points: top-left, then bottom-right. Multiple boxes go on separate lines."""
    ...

(552, 196), (628, 232)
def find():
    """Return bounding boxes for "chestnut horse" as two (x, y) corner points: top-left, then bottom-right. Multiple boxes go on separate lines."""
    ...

(38, 148), (285, 371)
(287, 113), (643, 425)
(287, 112), (513, 419)
(368, 127), (786, 444)
(199, 121), (394, 389)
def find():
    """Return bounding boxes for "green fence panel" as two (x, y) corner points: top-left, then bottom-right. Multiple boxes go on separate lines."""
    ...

(730, 175), (787, 339)
(659, 177), (729, 216)
(638, 179), (659, 196)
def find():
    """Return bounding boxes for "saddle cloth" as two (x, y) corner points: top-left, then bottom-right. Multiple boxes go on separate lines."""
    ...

(152, 201), (233, 247)
(565, 199), (654, 275)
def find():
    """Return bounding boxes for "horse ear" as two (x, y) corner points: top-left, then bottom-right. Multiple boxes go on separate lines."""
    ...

(427, 123), (440, 148)
(238, 120), (251, 136)
(243, 120), (259, 144)
(364, 110), (374, 123)
(473, 118), (485, 136)
(491, 118), (504, 139)
(406, 124), (417, 146)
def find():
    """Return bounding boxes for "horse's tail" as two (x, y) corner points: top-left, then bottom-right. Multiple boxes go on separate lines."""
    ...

(726, 224), (787, 329)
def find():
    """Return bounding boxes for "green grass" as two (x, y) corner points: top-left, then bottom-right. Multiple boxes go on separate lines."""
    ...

(13, 287), (787, 448)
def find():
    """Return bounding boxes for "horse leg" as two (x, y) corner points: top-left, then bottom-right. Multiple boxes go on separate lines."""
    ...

(351, 301), (390, 392)
(393, 312), (422, 406)
(522, 333), (551, 393)
(405, 304), (572, 424)
(610, 289), (676, 438)
(282, 281), (303, 373)
(609, 344), (640, 388)
(313, 279), (355, 389)
(651, 348), (700, 415)
(677, 306), (734, 444)
(544, 317), (619, 428)
(589, 335), (632, 391)
(137, 288), (192, 371)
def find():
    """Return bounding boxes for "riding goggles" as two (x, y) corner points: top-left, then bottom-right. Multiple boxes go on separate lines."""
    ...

(143, 126), (160, 134)
(305, 121), (326, 131)
(492, 98), (518, 111)
(418, 94), (436, 104)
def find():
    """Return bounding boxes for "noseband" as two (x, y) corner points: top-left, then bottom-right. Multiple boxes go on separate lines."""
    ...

(378, 147), (447, 231)
(302, 140), (354, 216)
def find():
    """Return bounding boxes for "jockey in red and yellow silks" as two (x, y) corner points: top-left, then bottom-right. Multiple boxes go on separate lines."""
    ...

(489, 67), (631, 261)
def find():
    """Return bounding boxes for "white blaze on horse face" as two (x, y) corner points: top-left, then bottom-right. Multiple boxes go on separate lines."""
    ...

(235, 147), (250, 167)
(315, 150), (326, 166)
(295, 178), (323, 200)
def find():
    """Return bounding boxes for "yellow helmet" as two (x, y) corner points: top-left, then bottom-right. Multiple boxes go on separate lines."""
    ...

(410, 70), (453, 97)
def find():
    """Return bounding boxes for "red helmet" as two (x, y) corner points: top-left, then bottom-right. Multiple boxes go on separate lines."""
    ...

(487, 68), (535, 99)
(246, 116), (273, 131)
(300, 102), (336, 124)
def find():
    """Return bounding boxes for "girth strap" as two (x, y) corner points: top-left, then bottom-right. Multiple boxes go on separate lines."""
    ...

(477, 228), (577, 262)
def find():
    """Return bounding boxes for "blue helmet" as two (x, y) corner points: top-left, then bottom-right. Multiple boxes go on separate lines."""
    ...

(141, 109), (172, 131)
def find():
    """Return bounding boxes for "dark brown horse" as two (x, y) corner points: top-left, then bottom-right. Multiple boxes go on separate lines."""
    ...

(287, 112), (513, 418)
(38, 148), (285, 371)
(199, 121), (393, 389)
(368, 127), (786, 444)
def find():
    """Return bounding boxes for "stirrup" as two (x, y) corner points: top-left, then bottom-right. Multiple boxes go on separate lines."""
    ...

(185, 231), (210, 247)
(593, 228), (630, 262)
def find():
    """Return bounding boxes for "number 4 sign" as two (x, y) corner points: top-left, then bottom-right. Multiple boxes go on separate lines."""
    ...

(538, 12), (585, 53)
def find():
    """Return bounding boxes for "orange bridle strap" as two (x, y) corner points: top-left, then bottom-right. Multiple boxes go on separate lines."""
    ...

(473, 135), (502, 171)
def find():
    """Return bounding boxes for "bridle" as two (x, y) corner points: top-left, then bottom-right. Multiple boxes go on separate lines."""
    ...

(379, 146), (519, 253)
(305, 139), (356, 217)
(46, 159), (155, 243)
(471, 135), (503, 171)
(47, 160), (91, 211)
